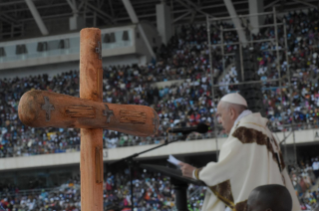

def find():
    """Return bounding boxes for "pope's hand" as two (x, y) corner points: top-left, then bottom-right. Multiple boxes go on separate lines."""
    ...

(178, 162), (196, 178)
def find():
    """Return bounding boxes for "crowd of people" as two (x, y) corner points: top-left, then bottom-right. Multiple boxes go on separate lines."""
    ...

(0, 156), (318, 211)
(0, 23), (220, 157)
(0, 10), (317, 161)
(217, 9), (319, 130)
(0, 178), (81, 210)
(0, 169), (207, 211)
(0, 9), (319, 209)
(289, 157), (319, 210)
(256, 10), (319, 127)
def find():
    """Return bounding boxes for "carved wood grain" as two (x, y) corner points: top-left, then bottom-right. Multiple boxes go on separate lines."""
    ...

(80, 28), (103, 211)
(95, 146), (103, 183)
(119, 110), (147, 124)
(65, 105), (95, 118)
(18, 90), (158, 137)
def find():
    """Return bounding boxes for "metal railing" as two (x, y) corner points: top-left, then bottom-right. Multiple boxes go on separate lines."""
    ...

(206, 6), (300, 163)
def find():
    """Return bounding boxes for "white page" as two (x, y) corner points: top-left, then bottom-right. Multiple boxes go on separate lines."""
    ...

(167, 155), (182, 166)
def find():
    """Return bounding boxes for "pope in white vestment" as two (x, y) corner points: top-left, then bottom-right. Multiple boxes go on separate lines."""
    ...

(179, 93), (300, 211)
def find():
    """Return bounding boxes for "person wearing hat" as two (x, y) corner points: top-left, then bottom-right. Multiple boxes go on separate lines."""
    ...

(179, 93), (300, 211)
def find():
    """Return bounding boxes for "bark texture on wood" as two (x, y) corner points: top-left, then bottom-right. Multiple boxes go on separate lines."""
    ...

(18, 90), (158, 136)
(80, 28), (103, 211)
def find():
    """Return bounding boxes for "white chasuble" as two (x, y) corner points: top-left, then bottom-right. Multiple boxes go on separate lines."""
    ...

(193, 113), (300, 211)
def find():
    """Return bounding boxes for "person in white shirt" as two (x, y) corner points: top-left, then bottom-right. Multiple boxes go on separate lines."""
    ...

(312, 158), (319, 178)
(179, 93), (300, 211)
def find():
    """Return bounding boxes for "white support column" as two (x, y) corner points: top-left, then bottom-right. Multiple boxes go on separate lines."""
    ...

(249, 0), (263, 34)
(223, 0), (247, 46)
(66, 0), (85, 30)
(122, 0), (155, 58)
(25, 0), (49, 35)
(156, 3), (173, 45)
(66, 0), (77, 14)
(121, 0), (138, 24)
(69, 15), (85, 31)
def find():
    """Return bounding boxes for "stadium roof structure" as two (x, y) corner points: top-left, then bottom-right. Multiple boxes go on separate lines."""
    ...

(0, 0), (318, 40)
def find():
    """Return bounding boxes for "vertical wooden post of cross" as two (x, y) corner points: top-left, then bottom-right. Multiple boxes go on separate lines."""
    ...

(80, 28), (103, 211)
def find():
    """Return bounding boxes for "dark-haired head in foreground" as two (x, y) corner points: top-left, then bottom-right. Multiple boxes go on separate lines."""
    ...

(246, 184), (293, 211)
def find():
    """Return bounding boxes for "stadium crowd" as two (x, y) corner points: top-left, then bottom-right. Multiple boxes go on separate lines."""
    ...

(290, 157), (319, 210)
(0, 9), (319, 157)
(0, 10), (318, 210)
(0, 158), (318, 211)
(0, 6), (319, 211)
(0, 169), (207, 211)
(0, 24), (217, 157)
(257, 10), (319, 126)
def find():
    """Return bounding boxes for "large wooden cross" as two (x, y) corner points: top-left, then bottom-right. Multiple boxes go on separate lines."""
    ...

(18, 28), (159, 211)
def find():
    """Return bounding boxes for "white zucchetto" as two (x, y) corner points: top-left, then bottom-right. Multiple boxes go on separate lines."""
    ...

(220, 93), (247, 107)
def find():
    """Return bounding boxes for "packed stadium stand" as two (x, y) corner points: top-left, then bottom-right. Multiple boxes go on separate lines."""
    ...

(1, 0), (319, 210)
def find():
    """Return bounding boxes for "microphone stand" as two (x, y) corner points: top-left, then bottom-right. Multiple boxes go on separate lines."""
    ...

(107, 135), (186, 211)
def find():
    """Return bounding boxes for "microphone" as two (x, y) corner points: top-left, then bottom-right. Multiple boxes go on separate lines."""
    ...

(168, 123), (209, 134)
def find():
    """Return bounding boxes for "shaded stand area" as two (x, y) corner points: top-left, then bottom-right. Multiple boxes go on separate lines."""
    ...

(107, 138), (190, 210)
(140, 164), (206, 211)
(172, 178), (188, 211)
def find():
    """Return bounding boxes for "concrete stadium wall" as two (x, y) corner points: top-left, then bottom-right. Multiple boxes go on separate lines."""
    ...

(0, 54), (140, 78)
(154, 79), (185, 88)
(0, 129), (318, 172)
(0, 24), (158, 77)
